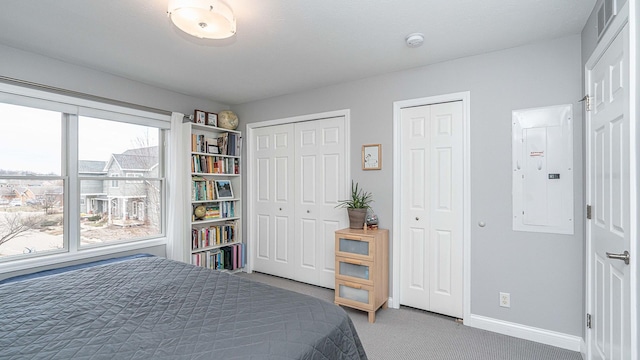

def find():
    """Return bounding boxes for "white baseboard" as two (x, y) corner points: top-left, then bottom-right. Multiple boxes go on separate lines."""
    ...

(464, 314), (582, 352)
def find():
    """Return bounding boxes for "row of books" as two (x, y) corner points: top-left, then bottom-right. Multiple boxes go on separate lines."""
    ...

(192, 155), (239, 175)
(192, 177), (215, 201)
(192, 202), (235, 222)
(192, 221), (237, 249)
(192, 243), (245, 271)
(191, 133), (242, 157)
(217, 133), (241, 157)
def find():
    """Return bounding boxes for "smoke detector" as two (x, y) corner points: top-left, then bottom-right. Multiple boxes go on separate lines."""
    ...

(405, 33), (424, 48)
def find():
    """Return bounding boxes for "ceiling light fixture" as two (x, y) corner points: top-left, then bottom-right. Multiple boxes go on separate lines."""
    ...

(168, 0), (236, 39)
(405, 33), (424, 48)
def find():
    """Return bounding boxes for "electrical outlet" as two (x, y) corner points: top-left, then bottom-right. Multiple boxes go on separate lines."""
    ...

(500, 292), (511, 308)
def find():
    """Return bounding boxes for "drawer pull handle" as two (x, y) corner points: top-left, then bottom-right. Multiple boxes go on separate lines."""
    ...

(344, 282), (362, 289)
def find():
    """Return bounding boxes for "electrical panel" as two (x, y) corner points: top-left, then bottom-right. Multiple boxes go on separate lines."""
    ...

(512, 104), (574, 235)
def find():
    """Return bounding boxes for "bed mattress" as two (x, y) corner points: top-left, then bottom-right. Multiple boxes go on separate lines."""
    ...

(0, 256), (367, 359)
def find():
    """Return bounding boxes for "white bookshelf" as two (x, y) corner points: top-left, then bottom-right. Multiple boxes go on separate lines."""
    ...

(184, 121), (243, 271)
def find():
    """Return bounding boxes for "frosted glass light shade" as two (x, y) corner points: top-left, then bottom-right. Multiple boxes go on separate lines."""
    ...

(168, 0), (236, 39)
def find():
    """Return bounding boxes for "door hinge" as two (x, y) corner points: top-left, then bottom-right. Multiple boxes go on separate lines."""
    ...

(586, 205), (592, 220)
(587, 313), (592, 329)
(579, 95), (592, 111)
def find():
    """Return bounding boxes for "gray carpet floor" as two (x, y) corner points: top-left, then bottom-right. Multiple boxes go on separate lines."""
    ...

(235, 271), (584, 360)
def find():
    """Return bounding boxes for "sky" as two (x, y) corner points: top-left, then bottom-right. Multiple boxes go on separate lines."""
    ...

(0, 103), (158, 175)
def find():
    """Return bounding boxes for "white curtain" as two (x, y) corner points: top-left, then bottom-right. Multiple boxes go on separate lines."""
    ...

(166, 112), (187, 262)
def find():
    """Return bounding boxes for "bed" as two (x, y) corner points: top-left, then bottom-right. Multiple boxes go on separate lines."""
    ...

(0, 255), (367, 359)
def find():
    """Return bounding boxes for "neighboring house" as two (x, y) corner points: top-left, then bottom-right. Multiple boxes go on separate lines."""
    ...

(29, 185), (64, 208)
(0, 187), (13, 204)
(79, 160), (107, 215)
(12, 186), (36, 204)
(103, 147), (158, 225)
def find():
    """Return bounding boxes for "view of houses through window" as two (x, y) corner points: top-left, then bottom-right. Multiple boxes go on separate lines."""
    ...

(0, 100), (165, 261)
(0, 103), (64, 258)
(78, 116), (162, 248)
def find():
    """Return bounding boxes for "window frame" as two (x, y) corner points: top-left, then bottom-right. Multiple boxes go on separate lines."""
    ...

(110, 173), (120, 188)
(0, 83), (170, 272)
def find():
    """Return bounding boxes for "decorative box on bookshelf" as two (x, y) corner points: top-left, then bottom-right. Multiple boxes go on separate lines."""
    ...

(185, 117), (244, 272)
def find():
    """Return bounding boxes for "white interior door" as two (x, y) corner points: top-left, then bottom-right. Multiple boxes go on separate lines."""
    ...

(399, 101), (463, 318)
(252, 124), (295, 279)
(294, 117), (346, 288)
(587, 24), (632, 360)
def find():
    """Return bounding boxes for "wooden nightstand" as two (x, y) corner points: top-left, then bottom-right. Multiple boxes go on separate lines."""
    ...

(334, 228), (389, 323)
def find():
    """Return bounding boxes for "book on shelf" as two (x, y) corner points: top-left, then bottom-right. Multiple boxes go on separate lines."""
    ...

(220, 201), (234, 217)
(204, 204), (220, 219)
(191, 129), (242, 157)
(191, 243), (245, 271)
(191, 155), (240, 175)
(192, 177), (216, 201)
(191, 220), (238, 249)
(213, 133), (242, 156)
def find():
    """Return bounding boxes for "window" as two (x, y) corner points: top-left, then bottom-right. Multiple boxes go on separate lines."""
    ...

(126, 173), (143, 183)
(0, 103), (64, 258)
(79, 116), (162, 247)
(0, 88), (169, 263)
(110, 174), (119, 188)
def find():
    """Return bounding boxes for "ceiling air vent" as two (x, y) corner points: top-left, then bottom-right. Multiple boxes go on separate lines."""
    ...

(597, 0), (616, 39)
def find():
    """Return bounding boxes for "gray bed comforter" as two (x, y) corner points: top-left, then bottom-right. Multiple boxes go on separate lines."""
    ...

(0, 256), (367, 359)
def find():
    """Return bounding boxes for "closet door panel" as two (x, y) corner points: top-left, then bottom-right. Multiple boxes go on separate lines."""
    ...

(252, 124), (295, 278)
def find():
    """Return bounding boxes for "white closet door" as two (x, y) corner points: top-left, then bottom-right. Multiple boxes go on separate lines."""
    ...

(251, 116), (347, 288)
(294, 117), (346, 288)
(400, 101), (463, 318)
(252, 124), (295, 278)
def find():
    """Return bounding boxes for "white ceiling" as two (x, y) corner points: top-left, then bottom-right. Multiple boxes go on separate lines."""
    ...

(0, 0), (595, 105)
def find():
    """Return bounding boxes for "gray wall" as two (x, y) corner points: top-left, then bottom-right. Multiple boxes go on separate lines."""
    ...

(0, 43), (228, 116)
(234, 35), (584, 336)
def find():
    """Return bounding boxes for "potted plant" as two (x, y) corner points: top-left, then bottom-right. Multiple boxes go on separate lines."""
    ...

(336, 181), (373, 229)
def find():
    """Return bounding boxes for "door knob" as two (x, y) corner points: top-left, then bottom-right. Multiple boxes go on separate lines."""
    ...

(415, 217), (419, 221)
(606, 250), (630, 265)
(307, 210), (310, 213)
(279, 208), (282, 211)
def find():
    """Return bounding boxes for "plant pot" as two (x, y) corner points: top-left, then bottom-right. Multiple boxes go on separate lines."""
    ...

(347, 208), (367, 229)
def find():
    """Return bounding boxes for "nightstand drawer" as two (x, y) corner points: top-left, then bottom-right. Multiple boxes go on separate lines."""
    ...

(335, 257), (373, 285)
(335, 235), (373, 260)
(335, 280), (374, 308)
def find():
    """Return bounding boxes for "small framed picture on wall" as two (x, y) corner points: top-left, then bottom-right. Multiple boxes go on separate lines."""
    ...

(362, 144), (381, 170)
